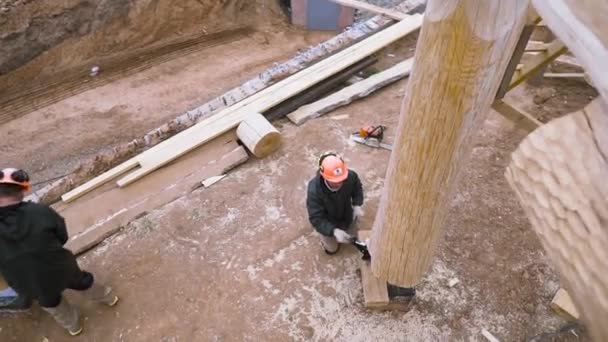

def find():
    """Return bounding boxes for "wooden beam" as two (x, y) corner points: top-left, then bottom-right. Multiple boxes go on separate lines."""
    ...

(328, 0), (409, 20)
(532, 0), (608, 102)
(491, 100), (541, 132)
(358, 231), (390, 308)
(495, 18), (538, 100)
(288, 58), (414, 125)
(368, 0), (529, 287)
(61, 160), (139, 203)
(505, 98), (608, 342)
(508, 39), (567, 91)
(543, 72), (585, 79)
(264, 56), (377, 122)
(63, 15), (423, 196)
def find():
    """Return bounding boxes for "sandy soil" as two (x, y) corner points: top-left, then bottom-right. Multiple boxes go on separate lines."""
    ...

(0, 8), (599, 341)
(0, 25), (332, 193)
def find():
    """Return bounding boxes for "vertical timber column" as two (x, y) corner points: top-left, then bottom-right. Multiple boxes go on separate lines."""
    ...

(505, 99), (608, 342)
(369, 0), (530, 286)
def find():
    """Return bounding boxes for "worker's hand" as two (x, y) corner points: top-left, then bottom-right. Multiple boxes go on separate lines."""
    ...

(353, 205), (364, 218)
(333, 228), (353, 243)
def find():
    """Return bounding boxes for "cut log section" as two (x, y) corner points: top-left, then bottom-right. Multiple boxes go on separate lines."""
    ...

(237, 113), (281, 158)
(369, 0), (530, 287)
(505, 98), (608, 342)
(288, 58), (414, 125)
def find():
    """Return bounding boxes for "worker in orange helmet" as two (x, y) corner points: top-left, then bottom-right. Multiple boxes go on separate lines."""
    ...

(0, 168), (118, 336)
(306, 152), (364, 254)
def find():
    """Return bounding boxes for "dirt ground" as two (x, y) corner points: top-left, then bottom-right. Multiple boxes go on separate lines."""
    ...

(0, 4), (600, 341)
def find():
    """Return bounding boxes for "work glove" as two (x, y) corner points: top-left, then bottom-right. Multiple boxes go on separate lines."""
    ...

(353, 205), (364, 219)
(333, 228), (354, 243)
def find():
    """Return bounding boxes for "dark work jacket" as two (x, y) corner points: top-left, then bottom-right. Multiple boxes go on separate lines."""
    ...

(306, 170), (364, 237)
(0, 202), (81, 300)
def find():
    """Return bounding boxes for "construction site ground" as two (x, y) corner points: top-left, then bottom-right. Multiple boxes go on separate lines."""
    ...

(0, 3), (599, 341)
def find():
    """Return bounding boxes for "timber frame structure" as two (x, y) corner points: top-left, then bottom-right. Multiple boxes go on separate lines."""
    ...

(365, 1), (607, 341)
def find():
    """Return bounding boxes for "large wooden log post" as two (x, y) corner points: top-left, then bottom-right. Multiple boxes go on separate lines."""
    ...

(369, 0), (530, 286)
(505, 99), (608, 342)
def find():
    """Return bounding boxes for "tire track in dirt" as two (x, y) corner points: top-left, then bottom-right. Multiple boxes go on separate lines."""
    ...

(0, 26), (253, 124)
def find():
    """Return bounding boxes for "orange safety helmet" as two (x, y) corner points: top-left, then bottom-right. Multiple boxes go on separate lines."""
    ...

(0, 168), (31, 192)
(318, 151), (348, 183)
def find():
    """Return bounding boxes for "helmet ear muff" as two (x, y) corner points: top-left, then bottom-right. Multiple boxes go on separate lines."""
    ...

(318, 152), (344, 173)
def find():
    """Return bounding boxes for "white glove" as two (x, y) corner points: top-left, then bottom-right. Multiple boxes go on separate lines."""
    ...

(353, 206), (364, 218)
(333, 228), (353, 243)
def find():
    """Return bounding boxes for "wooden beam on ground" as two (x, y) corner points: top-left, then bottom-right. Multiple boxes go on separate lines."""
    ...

(328, 0), (409, 20)
(543, 73), (585, 79)
(551, 288), (580, 320)
(60, 135), (249, 255)
(532, 0), (608, 101)
(368, 0), (529, 287)
(288, 58), (414, 125)
(94, 16), (423, 189)
(505, 98), (608, 342)
(491, 100), (541, 133)
(508, 39), (567, 91)
(61, 160), (139, 203)
(264, 56), (377, 122)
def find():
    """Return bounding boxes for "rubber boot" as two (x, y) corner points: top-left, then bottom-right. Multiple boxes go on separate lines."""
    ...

(82, 283), (119, 307)
(42, 298), (83, 336)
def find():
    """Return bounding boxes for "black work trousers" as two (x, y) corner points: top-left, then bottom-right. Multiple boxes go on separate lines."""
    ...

(38, 271), (95, 308)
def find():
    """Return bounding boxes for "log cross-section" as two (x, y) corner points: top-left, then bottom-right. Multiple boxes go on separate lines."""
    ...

(368, 0), (530, 286)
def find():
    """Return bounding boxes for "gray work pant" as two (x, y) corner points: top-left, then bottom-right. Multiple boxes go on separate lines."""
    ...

(319, 217), (359, 253)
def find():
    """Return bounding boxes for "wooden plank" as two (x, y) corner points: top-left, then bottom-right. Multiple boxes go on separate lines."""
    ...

(532, 0), (608, 102)
(358, 231), (389, 308)
(61, 159), (139, 203)
(505, 98), (608, 341)
(288, 58), (414, 125)
(481, 329), (501, 342)
(491, 100), (541, 132)
(543, 72), (585, 79)
(264, 56), (377, 122)
(495, 19), (537, 100)
(64, 142), (249, 255)
(328, 0), (409, 20)
(508, 40), (567, 91)
(113, 15), (424, 187)
(369, 0), (529, 286)
(551, 288), (580, 320)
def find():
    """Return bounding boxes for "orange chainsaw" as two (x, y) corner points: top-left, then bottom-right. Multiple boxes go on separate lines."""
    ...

(350, 125), (392, 150)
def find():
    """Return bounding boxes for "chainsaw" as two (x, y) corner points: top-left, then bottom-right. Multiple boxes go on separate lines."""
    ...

(350, 125), (392, 151)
